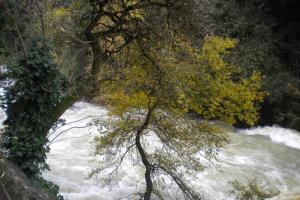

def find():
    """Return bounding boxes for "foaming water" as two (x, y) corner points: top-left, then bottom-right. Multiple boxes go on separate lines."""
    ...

(240, 126), (300, 150)
(43, 102), (147, 200)
(41, 102), (300, 200)
(0, 99), (299, 199)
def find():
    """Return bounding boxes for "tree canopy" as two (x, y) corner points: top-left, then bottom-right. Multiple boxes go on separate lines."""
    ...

(90, 36), (265, 199)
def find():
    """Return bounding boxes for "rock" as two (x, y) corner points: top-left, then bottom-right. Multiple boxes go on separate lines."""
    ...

(0, 153), (52, 200)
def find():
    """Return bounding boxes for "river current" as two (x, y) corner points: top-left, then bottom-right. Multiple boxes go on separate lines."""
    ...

(0, 97), (299, 199)
(42, 101), (300, 200)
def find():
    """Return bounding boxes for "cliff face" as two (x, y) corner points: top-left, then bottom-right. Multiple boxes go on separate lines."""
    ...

(0, 153), (52, 200)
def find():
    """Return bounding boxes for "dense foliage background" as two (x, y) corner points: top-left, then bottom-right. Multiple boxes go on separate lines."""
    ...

(213, 0), (300, 130)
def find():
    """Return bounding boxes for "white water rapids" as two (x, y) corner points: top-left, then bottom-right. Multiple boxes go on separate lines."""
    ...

(41, 101), (300, 200)
(1, 97), (300, 199)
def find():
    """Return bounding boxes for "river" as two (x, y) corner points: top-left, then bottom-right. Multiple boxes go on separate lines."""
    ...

(37, 101), (300, 200)
(0, 91), (299, 200)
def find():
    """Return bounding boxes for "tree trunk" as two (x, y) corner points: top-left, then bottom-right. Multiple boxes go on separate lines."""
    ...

(84, 14), (107, 78)
(89, 41), (107, 76)
(136, 130), (153, 200)
(135, 108), (155, 200)
(46, 5), (108, 135)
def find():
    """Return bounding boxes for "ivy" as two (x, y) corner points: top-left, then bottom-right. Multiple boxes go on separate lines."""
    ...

(1, 38), (65, 199)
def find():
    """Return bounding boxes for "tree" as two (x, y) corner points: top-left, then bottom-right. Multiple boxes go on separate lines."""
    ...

(24, 0), (219, 150)
(33, 0), (206, 126)
(90, 36), (265, 200)
(0, 0), (207, 179)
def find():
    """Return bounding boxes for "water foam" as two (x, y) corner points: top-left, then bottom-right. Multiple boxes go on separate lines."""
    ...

(239, 126), (300, 150)
(42, 102), (300, 199)
(0, 98), (299, 199)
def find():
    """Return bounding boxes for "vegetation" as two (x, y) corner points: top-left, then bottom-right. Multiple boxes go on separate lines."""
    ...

(229, 180), (279, 200)
(1, 38), (64, 199)
(90, 36), (264, 199)
(213, 0), (300, 130)
(0, 0), (299, 199)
